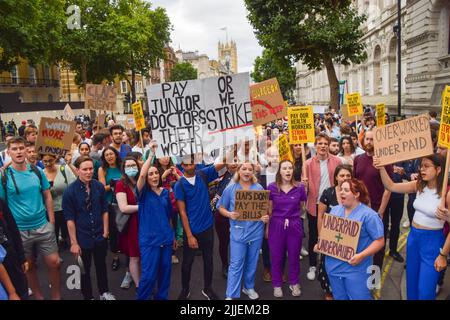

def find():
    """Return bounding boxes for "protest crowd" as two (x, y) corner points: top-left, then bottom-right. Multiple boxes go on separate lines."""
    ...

(0, 80), (450, 302)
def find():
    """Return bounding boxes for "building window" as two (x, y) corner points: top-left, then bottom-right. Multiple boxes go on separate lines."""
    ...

(29, 66), (36, 85)
(11, 66), (19, 84)
(44, 65), (51, 80)
(120, 80), (128, 94)
(135, 81), (143, 93)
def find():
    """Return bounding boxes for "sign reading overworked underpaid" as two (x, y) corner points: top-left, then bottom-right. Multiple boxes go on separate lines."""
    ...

(146, 73), (255, 159)
(250, 78), (287, 126)
(373, 114), (433, 166)
(288, 106), (315, 144)
(36, 118), (76, 157)
(439, 85), (450, 148)
(235, 190), (270, 221)
(316, 213), (361, 262)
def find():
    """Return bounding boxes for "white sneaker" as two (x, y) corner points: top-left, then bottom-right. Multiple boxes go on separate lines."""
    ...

(28, 288), (33, 296)
(225, 297), (233, 300)
(172, 255), (179, 264)
(120, 271), (133, 289)
(299, 255), (303, 260)
(273, 287), (283, 298)
(402, 220), (410, 228)
(307, 266), (317, 281)
(437, 285), (442, 295)
(242, 288), (259, 300)
(100, 292), (116, 300)
(289, 284), (301, 297)
(301, 247), (309, 257)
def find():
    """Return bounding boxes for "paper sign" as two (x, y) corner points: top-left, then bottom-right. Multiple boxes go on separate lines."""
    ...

(36, 118), (76, 157)
(346, 92), (363, 117)
(116, 115), (135, 130)
(439, 85), (450, 149)
(274, 134), (293, 162)
(85, 84), (117, 111)
(288, 106), (315, 144)
(132, 101), (145, 131)
(250, 78), (287, 126)
(376, 103), (385, 127)
(373, 114), (433, 166)
(235, 190), (270, 221)
(340, 104), (354, 123)
(97, 113), (106, 129)
(146, 73), (255, 160)
(63, 104), (75, 121)
(316, 213), (362, 262)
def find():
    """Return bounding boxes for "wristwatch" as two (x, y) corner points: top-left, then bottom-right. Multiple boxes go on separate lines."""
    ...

(439, 248), (448, 257)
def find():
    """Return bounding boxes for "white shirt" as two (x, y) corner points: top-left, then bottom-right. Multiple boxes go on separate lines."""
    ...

(413, 187), (444, 229)
(185, 176), (196, 186)
(318, 159), (331, 202)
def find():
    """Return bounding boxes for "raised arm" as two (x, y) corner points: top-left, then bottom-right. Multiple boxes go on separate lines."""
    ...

(137, 155), (152, 193)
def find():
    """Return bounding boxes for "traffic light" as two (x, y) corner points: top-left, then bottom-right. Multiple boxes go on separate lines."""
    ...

(124, 93), (131, 103)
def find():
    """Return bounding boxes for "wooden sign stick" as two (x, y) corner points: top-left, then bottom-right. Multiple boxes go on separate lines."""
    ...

(355, 115), (359, 136)
(301, 144), (307, 167)
(441, 150), (450, 206)
(140, 130), (144, 155)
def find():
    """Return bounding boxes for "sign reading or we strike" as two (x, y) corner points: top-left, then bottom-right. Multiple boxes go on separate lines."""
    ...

(346, 92), (363, 117)
(439, 85), (450, 149)
(132, 101), (145, 131)
(288, 106), (315, 144)
(373, 114), (433, 166)
(235, 190), (270, 221)
(85, 84), (117, 111)
(376, 103), (385, 127)
(316, 213), (362, 262)
(250, 78), (287, 126)
(146, 73), (255, 160)
(36, 118), (76, 158)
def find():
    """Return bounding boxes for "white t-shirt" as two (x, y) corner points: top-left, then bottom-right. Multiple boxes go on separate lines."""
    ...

(318, 159), (331, 202)
(185, 176), (196, 186)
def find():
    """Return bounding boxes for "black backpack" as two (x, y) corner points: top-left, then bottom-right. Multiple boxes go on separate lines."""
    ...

(1, 164), (45, 205)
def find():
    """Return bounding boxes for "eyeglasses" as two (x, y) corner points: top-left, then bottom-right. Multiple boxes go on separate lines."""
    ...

(420, 164), (435, 170)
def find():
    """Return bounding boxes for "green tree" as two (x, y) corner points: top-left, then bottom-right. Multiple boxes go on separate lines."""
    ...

(171, 62), (198, 81)
(251, 49), (296, 102)
(245, 0), (367, 109)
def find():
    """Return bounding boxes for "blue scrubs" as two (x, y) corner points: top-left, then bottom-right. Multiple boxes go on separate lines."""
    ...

(325, 203), (384, 300)
(0, 245), (7, 300)
(137, 186), (174, 300)
(217, 182), (265, 299)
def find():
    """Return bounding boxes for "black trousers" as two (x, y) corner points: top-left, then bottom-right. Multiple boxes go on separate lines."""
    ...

(3, 246), (28, 300)
(308, 213), (318, 267)
(181, 226), (214, 291)
(80, 239), (109, 300)
(55, 211), (68, 242)
(372, 204), (385, 270)
(108, 205), (119, 254)
(383, 197), (404, 252)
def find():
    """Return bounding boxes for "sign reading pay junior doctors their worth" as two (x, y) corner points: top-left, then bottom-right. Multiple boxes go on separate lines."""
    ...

(85, 84), (117, 111)
(146, 73), (255, 160)
(439, 85), (450, 149)
(250, 78), (287, 126)
(316, 213), (362, 262)
(376, 103), (385, 127)
(36, 118), (76, 157)
(346, 92), (363, 117)
(288, 106), (315, 144)
(132, 101), (145, 131)
(235, 190), (270, 221)
(373, 114), (433, 166)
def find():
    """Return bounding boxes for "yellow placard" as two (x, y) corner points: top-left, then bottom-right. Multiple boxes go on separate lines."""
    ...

(132, 101), (145, 131)
(439, 85), (450, 149)
(376, 103), (385, 127)
(346, 92), (363, 117)
(275, 134), (293, 162)
(288, 106), (315, 144)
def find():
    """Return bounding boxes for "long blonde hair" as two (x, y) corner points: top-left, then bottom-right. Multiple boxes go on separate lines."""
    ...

(233, 161), (258, 184)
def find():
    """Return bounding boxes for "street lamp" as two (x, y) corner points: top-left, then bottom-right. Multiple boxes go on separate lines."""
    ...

(394, 0), (402, 118)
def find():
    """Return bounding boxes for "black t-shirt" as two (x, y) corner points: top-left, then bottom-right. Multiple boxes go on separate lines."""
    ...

(319, 186), (339, 213)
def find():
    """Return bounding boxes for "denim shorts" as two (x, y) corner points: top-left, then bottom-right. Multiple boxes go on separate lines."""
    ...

(20, 222), (58, 257)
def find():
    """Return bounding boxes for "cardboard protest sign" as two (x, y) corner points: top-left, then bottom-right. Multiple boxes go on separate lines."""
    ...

(96, 113), (106, 129)
(146, 73), (255, 160)
(439, 85), (450, 149)
(340, 104), (354, 123)
(132, 101), (146, 131)
(346, 92), (363, 117)
(235, 190), (270, 221)
(63, 103), (75, 121)
(316, 213), (362, 262)
(288, 106), (315, 144)
(274, 134), (293, 162)
(36, 118), (76, 157)
(373, 114), (433, 166)
(376, 103), (385, 127)
(85, 84), (117, 111)
(116, 115), (135, 130)
(250, 78), (287, 126)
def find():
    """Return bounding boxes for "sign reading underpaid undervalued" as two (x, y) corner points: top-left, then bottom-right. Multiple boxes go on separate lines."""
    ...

(316, 213), (362, 262)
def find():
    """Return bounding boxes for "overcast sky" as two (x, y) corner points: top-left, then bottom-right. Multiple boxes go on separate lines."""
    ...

(149, 0), (263, 74)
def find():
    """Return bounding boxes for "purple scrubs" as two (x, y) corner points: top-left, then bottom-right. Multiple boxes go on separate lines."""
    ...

(268, 183), (307, 287)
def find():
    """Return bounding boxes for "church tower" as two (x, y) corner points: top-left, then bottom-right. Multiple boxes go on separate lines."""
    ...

(218, 40), (238, 74)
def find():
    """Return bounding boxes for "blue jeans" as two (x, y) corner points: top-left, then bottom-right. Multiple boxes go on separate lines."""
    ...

(406, 226), (444, 300)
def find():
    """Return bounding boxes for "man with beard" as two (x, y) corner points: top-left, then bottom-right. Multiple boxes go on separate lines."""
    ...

(75, 121), (92, 146)
(353, 130), (393, 270)
(109, 125), (132, 160)
(329, 138), (340, 156)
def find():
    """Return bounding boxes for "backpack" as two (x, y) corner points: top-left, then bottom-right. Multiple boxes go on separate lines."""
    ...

(1, 164), (44, 205)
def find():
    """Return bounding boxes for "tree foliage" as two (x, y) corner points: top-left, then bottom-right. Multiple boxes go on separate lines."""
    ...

(245, 0), (367, 108)
(251, 49), (296, 101)
(171, 62), (198, 82)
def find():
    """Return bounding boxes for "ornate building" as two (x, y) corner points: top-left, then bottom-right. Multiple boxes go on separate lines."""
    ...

(218, 40), (238, 74)
(295, 0), (450, 115)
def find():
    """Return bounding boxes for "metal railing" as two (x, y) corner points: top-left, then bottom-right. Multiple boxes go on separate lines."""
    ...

(0, 77), (59, 87)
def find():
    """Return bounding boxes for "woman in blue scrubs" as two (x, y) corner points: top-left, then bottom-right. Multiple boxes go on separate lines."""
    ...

(316, 178), (384, 300)
(136, 156), (176, 300)
(217, 162), (270, 300)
